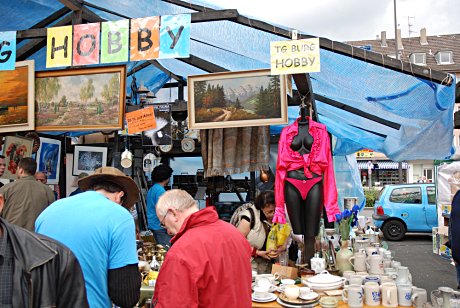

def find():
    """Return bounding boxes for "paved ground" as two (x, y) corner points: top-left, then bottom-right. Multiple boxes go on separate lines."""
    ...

(360, 207), (457, 294)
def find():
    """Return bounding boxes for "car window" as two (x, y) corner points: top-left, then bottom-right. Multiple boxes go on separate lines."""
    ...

(389, 187), (422, 204)
(426, 186), (436, 204)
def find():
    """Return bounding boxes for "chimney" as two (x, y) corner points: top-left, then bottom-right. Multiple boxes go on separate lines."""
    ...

(381, 31), (388, 47)
(397, 28), (404, 50)
(420, 27), (428, 45)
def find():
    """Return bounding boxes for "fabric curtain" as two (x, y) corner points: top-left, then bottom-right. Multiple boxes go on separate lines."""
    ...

(200, 126), (270, 177)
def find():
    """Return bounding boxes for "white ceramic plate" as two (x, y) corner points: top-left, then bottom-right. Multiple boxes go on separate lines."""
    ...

(276, 297), (319, 307)
(307, 271), (345, 284)
(252, 293), (277, 303)
(299, 291), (319, 301)
(306, 282), (344, 291)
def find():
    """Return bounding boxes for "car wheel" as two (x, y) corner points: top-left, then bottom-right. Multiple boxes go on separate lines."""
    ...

(382, 220), (406, 241)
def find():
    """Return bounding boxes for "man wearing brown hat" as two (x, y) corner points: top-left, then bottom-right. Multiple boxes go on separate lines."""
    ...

(35, 167), (141, 308)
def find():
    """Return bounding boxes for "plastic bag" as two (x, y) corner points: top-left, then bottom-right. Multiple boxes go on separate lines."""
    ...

(266, 225), (278, 251)
(266, 223), (292, 251)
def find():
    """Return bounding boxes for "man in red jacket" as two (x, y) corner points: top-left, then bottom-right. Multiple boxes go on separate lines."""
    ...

(152, 189), (252, 307)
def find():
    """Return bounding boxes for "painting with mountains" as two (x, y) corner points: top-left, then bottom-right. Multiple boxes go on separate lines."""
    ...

(188, 69), (287, 129)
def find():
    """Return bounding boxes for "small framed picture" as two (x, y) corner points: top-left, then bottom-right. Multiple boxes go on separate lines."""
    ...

(36, 137), (61, 185)
(72, 145), (107, 176)
(2, 135), (34, 179)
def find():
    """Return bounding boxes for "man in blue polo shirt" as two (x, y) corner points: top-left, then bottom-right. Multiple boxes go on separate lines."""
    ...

(36, 167), (141, 308)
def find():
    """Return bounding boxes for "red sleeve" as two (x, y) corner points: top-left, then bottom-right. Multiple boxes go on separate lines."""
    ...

(322, 131), (340, 222)
(273, 129), (288, 224)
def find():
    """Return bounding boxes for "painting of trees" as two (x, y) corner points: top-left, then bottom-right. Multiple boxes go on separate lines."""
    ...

(189, 69), (287, 129)
(79, 79), (95, 108)
(101, 75), (120, 106)
(35, 77), (61, 112)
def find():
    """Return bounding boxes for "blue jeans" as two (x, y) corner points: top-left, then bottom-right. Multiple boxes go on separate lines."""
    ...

(153, 229), (172, 248)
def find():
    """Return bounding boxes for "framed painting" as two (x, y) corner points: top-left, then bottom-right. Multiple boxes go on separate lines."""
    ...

(72, 145), (107, 176)
(2, 135), (34, 179)
(35, 65), (126, 131)
(187, 69), (288, 129)
(36, 137), (61, 185)
(142, 103), (172, 146)
(0, 60), (35, 133)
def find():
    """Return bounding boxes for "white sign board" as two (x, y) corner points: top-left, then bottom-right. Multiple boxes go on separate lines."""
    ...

(270, 38), (320, 75)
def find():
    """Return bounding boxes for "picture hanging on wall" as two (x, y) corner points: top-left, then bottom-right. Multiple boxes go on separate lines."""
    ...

(187, 69), (288, 129)
(72, 145), (108, 176)
(35, 137), (61, 185)
(142, 103), (172, 146)
(0, 60), (35, 133)
(35, 65), (126, 131)
(2, 135), (34, 179)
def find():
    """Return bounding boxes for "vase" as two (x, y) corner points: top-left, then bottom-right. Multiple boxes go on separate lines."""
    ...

(336, 240), (354, 276)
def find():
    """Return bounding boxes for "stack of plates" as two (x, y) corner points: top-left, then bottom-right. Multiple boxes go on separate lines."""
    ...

(251, 292), (277, 303)
(277, 293), (320, 307)
(303, 270), (345, 291)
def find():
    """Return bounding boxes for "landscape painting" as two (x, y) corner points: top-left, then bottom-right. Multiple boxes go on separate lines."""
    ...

(0, 60), (35, 133)
(35, 65), (126, 131)
(187, 69), (287, 129)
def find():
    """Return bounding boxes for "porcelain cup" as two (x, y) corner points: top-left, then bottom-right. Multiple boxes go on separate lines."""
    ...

(281, 278), (296, 286)
(343, 284), (364, 308)
(381, 282), (398, 307)
(343, 270), (356, 281)
(411, 287), (428, 308)
(364, 275), (381, 285)
(348, 275), (364, 286)
(367, 254), (384, 275)
(284, 285), (300, 300)
(395, 266), (412, 285)
(397, 283), (412, 306)
(299, 287), (311, 298)
(380, 275), (394, 284)
(255, 273), (279, 287)
(365, 247), (378, 257)
(254, 285), (270, 299)
(391, 260), (401, 269)
(349, 252), (367, 272)
(364, 282), (381, 306)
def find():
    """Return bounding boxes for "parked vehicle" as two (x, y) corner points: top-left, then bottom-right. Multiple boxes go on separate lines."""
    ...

(372, 183), (437, 241)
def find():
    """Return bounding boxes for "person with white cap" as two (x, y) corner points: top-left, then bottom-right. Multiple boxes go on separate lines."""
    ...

(35, 167), (141, 308)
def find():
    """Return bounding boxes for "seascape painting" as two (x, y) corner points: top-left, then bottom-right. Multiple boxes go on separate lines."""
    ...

(35, 65), (126, 131)
(187, 69), (287, 129)
(0, 60), (35, 133)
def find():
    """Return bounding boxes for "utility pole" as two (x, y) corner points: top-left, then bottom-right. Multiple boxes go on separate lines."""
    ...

(394, 0), (404, 183)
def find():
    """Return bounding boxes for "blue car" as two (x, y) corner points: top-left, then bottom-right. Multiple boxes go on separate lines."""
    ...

(372, 183), (437, 241)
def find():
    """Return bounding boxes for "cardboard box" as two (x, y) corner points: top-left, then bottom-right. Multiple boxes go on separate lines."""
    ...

(272, 264), (298, 279)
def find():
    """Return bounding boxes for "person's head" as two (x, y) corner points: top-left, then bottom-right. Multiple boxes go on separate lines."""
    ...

(78, 167), (139, 209)
(0, 155), (5, 177)
(72, 172), (89, 187)
(254, 190), (275, 223)
(151, 164), (173, 185)
(35, 171), (47, 184)
(156, 189), (199, 236)
(18, 157), (37, 178)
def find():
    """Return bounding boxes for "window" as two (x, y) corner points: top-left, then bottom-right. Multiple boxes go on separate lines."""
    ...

(423, 169), (433, 182)
(409, 53), (426, 65)
(426, 186), (436, 204)
(435, 51), (453, 64)
(389, 187), (422, 204)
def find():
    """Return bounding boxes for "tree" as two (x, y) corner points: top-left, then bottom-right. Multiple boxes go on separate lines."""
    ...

(36, 77), (61, 112)
(235, 98), (241, 109)
(79, 79), (95, 108)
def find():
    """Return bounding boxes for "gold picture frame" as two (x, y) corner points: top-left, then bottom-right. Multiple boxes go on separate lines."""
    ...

(187, 69), (288, 130)
(0, 60), (35, 133)
(35, 65), (126, 131)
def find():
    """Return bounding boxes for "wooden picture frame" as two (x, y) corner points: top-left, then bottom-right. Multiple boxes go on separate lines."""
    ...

(36, 136), (61, 185)
(187, 69), (288, 129)
(0, 60), (35, 133)
(35, 65), (126, 131)
(2, 135), (34, 179)
(72, 145), (107, 176)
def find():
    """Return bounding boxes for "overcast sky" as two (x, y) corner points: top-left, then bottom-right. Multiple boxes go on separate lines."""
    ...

(209, 0), (460, 41)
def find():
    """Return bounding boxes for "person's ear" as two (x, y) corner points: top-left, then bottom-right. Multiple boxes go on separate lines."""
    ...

(0, 194), (4, 214)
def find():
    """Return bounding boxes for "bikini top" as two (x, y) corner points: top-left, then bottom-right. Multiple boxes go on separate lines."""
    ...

(273, 117), (340, 224)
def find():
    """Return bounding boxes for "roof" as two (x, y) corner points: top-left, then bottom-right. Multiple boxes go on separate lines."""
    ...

(347, 32), (460, 73)
(0, 0), (457, 161)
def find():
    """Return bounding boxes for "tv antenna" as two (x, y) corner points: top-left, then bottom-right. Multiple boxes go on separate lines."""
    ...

(405, 16), (416, 37)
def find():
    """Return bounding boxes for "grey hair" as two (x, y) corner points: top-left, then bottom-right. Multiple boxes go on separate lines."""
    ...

(157, 189), (197, 216)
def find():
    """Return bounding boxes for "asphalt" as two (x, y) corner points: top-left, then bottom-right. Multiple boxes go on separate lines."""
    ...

(360, 207), (457, 295)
